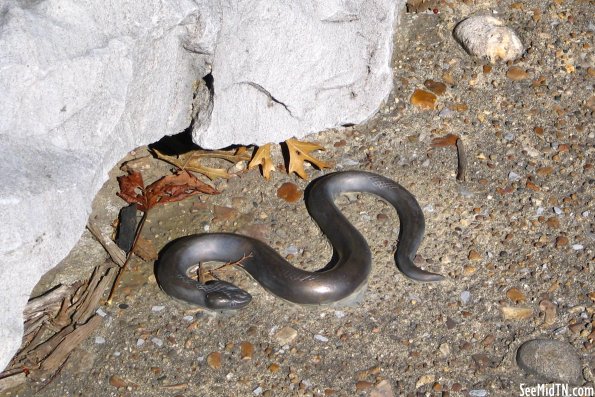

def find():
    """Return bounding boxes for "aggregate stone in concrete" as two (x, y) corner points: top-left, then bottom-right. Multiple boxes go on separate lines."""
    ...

(516, 339), (583, 385)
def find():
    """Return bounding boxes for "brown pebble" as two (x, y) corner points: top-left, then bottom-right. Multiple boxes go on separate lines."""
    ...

(482, 335), (496, 347)
(207, 351), (222, 369)
(546, 217), (560, 229)
(506, 287), (526, 303)
(569, 322), (586, 334)
(376, 213), (389, 222)
(507, 66), (529, 80)
(448, 103), (469, 112)
(483, 64), (492, 74)
(526, 181), (541, 191)
(274, 326), (298, 345)
(410, 89), (437, 110)
(423, 79), (447, 95)
(416, 374), (436, 389)
(442, 71), (454, 85)
(109, 375), (128, 388)
(555, 236), (569, 248)
(268, 363), (281, 373)
(468, 250), (482, 261)
(355, 381), (374, 391)
(451, 383), (462, 392)
(536, 166), (554, 177)
(277, 182), (303, 203)
(213, 205), (238, 221)
(463, 266), (477, 276)
(534, 126), (544, 136)
(240, 341), (254, 360)
(501, 306), (533, 320)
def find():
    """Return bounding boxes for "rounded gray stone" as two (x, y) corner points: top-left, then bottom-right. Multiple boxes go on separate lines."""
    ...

(516, 339), (583, 385)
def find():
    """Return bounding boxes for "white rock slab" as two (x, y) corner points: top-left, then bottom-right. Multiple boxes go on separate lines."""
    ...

(0, 0), (207, 371)
(193, 0), (402, 148)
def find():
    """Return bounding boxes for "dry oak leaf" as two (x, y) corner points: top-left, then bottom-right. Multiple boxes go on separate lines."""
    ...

(285, 138), (332, 180)
(117, 170), (219, 212)
(152, 147), (251, 180)
(248, 143), (275, 180)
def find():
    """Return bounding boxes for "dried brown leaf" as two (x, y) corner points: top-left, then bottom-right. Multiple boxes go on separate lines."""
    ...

(152, 147), (250, 180)
(145, 170), (219, 209)
(285, 138), (332, 180)
(117, 170), (218, 212)
(248, 144), (275, 179)
(116, 171), (147, 210)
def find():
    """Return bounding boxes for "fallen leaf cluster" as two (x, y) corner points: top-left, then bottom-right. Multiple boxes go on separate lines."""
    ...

(152, 147), (251, 180)
(117, 169), (219, 212)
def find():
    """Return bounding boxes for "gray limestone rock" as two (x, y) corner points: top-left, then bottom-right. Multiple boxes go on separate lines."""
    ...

(193, 0), (401, 148)
(0, 0), (208, 371)
(516, 339), (584, 385)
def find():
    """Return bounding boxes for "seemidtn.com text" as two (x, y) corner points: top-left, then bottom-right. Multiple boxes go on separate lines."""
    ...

(519, 383), (594, 397)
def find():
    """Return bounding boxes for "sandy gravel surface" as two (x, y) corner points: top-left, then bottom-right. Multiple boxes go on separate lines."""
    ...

(3, 1), (593, 396)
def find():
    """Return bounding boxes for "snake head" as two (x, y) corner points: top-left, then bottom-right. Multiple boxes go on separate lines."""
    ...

(204, 280), (252, 310)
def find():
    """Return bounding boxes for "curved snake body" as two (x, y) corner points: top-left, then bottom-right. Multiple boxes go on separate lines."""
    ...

(156, 171), (444, 310)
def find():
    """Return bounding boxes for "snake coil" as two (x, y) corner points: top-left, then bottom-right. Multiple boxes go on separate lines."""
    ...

(156, 171), (444, 310)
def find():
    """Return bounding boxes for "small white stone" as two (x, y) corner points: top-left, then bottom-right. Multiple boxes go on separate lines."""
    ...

(334, 311), (346, 319)
(151, 337), (163, 347)
(553, 207), (563, 215)
(95, 336), (106, 345)
(460, 290), (471, 304)
(454, 15), (524, 63)
(582, 211), (590, 217)
(423, 204), (435, 213)
(136, 338), (145, 347)
(572, 244), (584, 250)
(284, 245), (299, 256)
(340, 158), (360, 167)
(314, 334), (328, 342)
(508, 171), (521, 182)
(253, 386), (263, 395)
(95, 308), (107, 317)
(182, 315), (194, 322)
(151, 305), (165, 312)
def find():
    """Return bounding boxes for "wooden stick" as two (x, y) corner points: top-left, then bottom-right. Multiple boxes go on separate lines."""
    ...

(38, 316), (102, 373)
(86, 221), (126, 267)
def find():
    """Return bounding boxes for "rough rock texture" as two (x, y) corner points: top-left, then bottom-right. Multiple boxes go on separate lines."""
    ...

(193, 0), (401, 148)
(516, 339), (584, 385)
(0, 0), (208, 371)
(453, 15), (524, 63)
(0, 0), (403, 371)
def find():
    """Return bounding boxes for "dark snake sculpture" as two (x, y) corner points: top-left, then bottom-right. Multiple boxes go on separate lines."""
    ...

(156, 171), (444, 310)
